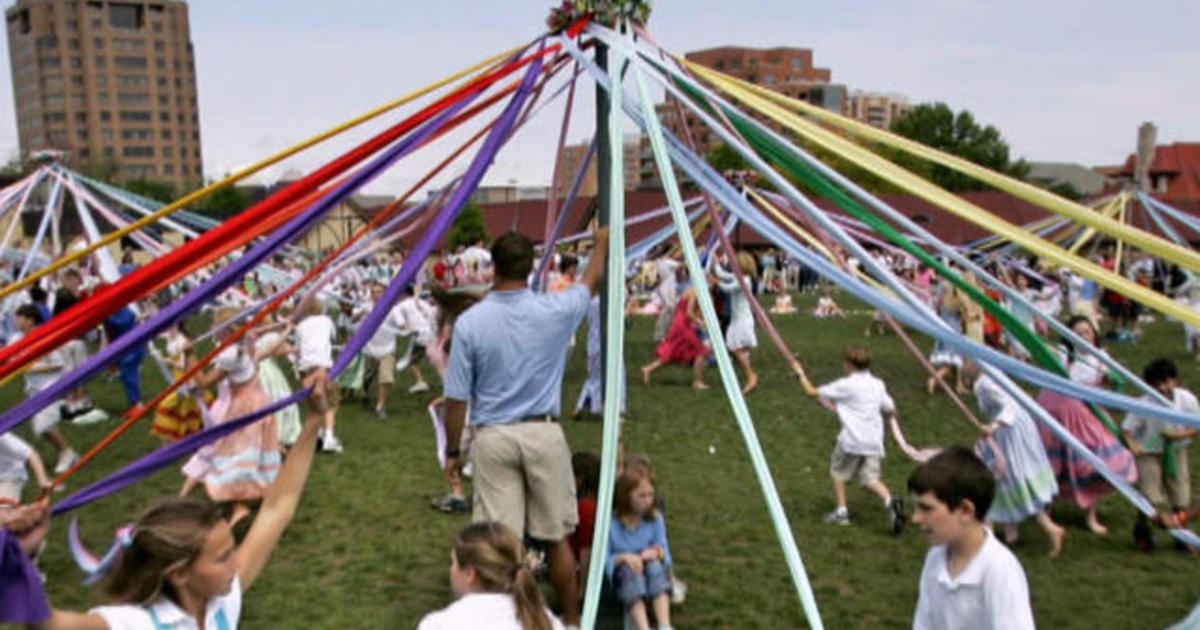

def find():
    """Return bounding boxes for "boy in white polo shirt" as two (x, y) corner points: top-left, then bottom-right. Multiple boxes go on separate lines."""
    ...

(909, 446), (1036, 630)
(799, 345), (905, 533)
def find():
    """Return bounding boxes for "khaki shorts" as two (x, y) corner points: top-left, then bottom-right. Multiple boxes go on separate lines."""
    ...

(470, 421), (578, 542)
(1135, 449), (1191, 510)
(364, 353), (395, 386)
(830, 445), (882, 485)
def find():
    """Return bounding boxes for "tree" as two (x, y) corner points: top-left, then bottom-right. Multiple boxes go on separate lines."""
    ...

(889, 103), (1030, 192)
(706, 142), (748, 174)
(125, 178), (177, 204)
(1048, 181), (1084, 201)
(191, 183), (250, 219)
(75, 156), (122, 183)
(447, 201), (489, 249)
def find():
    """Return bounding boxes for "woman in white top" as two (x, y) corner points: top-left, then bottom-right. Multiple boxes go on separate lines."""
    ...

(43, 410), (321, 630)
(712, 251), (760, 394)
(418, 522), (564, 630)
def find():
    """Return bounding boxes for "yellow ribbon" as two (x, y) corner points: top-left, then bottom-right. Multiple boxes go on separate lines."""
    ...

(683, 59), (1200, 275)
(684, 61), (1200, 327)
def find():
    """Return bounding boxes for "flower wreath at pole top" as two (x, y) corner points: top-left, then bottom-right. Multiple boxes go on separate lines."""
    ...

(547, 0), (653, 31)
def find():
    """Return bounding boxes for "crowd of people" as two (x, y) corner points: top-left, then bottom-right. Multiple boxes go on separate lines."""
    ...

(1, 229), (1199, 630)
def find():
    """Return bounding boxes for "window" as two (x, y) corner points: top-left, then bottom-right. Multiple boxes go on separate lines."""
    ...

(95, 74), (107, 87)
(153, 40), (164, 51)
(155, 57), (165, 69)
(157, 76), (167, 87)
(47, 130), (69, 145)
(101, 128), (113, 140)
(70, 56), (82, 69)
(77, 129), (88, 141)
(181, 164), (189, 175)
(122, 146), (154, 158)
(71, 75), (84, 87)
(43, 111), (67, 124)
(152, 21), (162, 33)
(113, 37), (144, 51)
(93, 37), (104, 48)
(762, 73), (775, 85)
(791, 57), (803, 70)
(42, 75), (63, 90)
(119, 110), (151, 122)
(160, 129), (171, 139)
(94, 55), (105, 67)
(68, 38), (80, 50)
(39, 56), (62, 70)
(71, 94), (85, 107)
(159, 111), (169, 122)
(13, 9), (31, 35)
(163, 164), (174, 175)
(78, 148), (90, 158)
(109, 3), (144, 30)
(37, 35), (59, 50)
(117, 92), (148, 105)
(91, 18), (102, 29)
(100, 110), (111, 121)
(114, 55), (146, 68)
(121, 128), (151, 140)
(116, 74), (148, 87)
(158, 94), (168, 105)
(44, 94), (65, 107)
(103, 147), (115, 157)
(75, 111), (87, 124)
(66, 19), (79, 31)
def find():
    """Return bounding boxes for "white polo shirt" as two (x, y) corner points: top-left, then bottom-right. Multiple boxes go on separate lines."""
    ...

(417, 593), (564, 630)
(913, 528), (1035, 630)
(91, 576), (242, 629)
(817, 371), (895, 456)
(0, 432), (33, 483)
(295, 314), (335, 371)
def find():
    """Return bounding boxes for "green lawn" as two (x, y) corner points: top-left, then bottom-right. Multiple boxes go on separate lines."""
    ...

(9, 292), (1200, 629)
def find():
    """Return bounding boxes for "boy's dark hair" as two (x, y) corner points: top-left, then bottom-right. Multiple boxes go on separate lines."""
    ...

(559, 255), (578, 274)
(844, 346), (871, 370)
(14, 304), (40, 323)
(907, 446), (995, 520)
(29, 286), (47, 303)
(1143, 357), (1178, 387)
(572, 451), (600, 498)
(491, 232), (534, 280)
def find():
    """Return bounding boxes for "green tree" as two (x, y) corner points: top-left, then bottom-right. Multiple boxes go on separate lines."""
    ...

(191, 183), (250, 218)
(706, 142), (748, 173)
(889, 103), (1030, 191)
(1048, 181), (1084, 201)
(125, 178), (177, 203)
(447, 202), (489, 248)
(75, 156), (122, 183)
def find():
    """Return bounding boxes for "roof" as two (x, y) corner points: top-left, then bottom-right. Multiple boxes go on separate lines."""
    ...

(1117, 143), (1200, 203)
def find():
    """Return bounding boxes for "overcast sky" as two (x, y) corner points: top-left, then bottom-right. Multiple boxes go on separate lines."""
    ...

(0, 0), (1197, 196)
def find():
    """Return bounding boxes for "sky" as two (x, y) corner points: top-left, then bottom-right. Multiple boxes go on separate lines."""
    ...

(0, 0), (1197, 197)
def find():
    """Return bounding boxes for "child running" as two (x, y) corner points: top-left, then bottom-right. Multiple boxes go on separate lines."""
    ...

(798, 346), (906, 533)
(12, 304), (79, 474)
(295, 299), (342, 453)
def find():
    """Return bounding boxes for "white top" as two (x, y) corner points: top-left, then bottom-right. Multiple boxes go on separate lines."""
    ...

(362, 302), (407, 359)
(295, 314), (335, 371)
(214, 345), (256, 385)
(91, 576), (243, 630)
(913, 528), (1035, 630)
(396, 296), (437, 346)
(1122, 387), (1198, 454)
(972, 375), (1019, 426)
(416, 593), (564, 630)
(655, 258), (681, 302)
(817, 371), (895, 456)
(0, 432), (34, 483)
(10, 331), (65, 394)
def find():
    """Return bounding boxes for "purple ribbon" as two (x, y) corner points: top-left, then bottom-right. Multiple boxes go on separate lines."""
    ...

(48, 47), (545, 518)
(0, 529), (50, 624)
(0, 59), (491, 439)
(534, 137), (596, 290)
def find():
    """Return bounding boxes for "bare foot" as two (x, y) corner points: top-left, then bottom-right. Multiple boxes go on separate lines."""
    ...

(955, 384), (969, 395)
(692, 382), (710, 390)
(1048, 525), (1066, 557)
(924, 377), (936, 395)
(1086, 516), (1108, 536)
(641, 365), (652, 385)
(742, 374), (759, 394)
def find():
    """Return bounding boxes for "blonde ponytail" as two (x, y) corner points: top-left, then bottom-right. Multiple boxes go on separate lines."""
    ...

(453, 522), (553, 630)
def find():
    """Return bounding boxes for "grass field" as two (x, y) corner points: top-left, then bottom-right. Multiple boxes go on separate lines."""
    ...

(8, 292), (1200, 629)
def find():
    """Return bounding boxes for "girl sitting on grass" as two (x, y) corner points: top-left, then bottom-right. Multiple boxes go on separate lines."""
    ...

(607, 469), (674, 630)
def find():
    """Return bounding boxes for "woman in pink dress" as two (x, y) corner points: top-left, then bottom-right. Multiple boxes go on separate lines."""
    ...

(1037, 315), (1136, 535)
(640, 279), (712, 390)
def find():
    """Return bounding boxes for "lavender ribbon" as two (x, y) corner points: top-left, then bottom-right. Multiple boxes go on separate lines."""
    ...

(48, 48), (545, 517)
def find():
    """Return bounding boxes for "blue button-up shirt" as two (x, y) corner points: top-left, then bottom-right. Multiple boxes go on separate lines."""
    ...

(444, 285), (589, 426)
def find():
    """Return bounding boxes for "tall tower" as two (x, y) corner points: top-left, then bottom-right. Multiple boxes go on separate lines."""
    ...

(5, 0), (202, 190)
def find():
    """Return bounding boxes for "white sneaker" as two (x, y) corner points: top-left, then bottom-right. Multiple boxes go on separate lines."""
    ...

(54, 449), (80, 475)
(321, 433), (344, 454)
(408, 382), (430, 394)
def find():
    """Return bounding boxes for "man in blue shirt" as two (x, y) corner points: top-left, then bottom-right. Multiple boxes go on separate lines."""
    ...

(444, 226), (609, 629)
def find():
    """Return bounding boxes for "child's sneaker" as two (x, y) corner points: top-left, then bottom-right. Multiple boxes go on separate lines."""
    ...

(823, 508), (851, 526)
(887, 498), (907, 535)
(54, 449), (80, 475)
(408, 382), (430, 394)
(431, 494), (469, 513)
(320, 432), (344, 454)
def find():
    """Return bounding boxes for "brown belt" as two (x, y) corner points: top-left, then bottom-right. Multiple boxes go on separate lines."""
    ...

(519, 414), (557, 423)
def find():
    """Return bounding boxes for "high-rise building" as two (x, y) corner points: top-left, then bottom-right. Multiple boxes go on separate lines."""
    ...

(5, 0), (202, 189)
(663, 46), (847, 156)
(847, 91), (913, 129)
